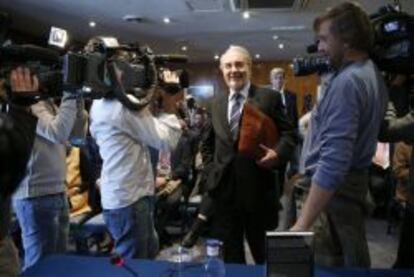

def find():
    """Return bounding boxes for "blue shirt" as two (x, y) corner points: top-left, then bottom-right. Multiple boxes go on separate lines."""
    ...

(301, 59), (388, 190)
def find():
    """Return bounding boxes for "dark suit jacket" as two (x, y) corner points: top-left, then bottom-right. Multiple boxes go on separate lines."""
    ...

(201, 85), (297, 226)
(0, 105), (37, 239)
(379, 102), (414, 143)
(283, 89), (299, 126)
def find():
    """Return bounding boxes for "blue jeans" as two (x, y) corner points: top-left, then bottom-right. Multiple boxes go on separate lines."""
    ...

(13, 193), (69, 271)
(103, 196), (159, 258)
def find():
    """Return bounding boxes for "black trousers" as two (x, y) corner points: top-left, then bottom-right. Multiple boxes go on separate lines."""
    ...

(209, 203), (267, 264)
(206, 157), (278, 265)
(394, 204), (414, 269)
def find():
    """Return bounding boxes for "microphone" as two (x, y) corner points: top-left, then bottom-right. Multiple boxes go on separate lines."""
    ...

(110, 253), (139, 277)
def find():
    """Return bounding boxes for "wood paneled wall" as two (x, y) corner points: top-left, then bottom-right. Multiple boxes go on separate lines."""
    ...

(186, 61), (319, 116)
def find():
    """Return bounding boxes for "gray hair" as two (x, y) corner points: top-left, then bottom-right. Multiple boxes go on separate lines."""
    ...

(220, 45), (252, 66)
(270, 67), (285, 78)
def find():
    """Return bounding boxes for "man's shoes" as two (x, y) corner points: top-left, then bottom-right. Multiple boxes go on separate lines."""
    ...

(181, 218), (205, 248)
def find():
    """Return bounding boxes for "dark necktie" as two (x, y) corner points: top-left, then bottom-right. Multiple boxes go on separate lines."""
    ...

(229, 92), (243, 141)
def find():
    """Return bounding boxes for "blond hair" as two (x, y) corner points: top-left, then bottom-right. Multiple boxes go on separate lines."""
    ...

(270, 67), (285, 79)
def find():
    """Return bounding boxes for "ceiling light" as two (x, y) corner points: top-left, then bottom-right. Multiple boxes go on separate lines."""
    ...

(122, 15), (144, 23)
(272, 35), (279, 40)
(255, 54), (260, 59)
(89, 21), (96, 28)
(278, 43), (284, 49)
(271, 25), (306, 31)
(181, 46), (188, 51)
(242, 11), (250, 19)
(163, 17), (171, 24)
(214, 54), (220, 60)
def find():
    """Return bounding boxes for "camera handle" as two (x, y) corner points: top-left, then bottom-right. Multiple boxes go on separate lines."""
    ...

(106, 56), (156, 111)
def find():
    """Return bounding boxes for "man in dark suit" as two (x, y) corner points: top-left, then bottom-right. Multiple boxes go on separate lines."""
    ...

(270, 68), (298, 126)
(200, 45), (296, 264)
(269, 67), (299, 230)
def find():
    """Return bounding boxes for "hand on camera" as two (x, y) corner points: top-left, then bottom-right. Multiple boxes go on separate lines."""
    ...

(160, 69), (180, 85)
(159, 70), (184, 114)
(10, 67), (39, 93)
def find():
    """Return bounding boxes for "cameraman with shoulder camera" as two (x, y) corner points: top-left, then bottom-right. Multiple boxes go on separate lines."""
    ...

(10, 67), (87, 271)
(291, 2), (388, 267)
(89, 69), (182, 259)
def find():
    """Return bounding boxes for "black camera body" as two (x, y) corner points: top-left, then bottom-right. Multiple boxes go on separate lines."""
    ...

(293, 5), (414, 76)
(371, 6), (414, 74)
(0, 36), (188, 111)
(0, 44), (63, 102)
(292, 55), (332, 77)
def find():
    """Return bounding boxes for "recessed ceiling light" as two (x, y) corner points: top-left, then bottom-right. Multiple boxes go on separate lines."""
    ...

(122, 15), (144, 23)
(271, 25), (306, 31)
(181, 46), (188, 51)
(255, 54), (260, 59)
(272, 35), (279, 40)
(278, 43), (284, 49)
(163, 17), (171, 24)
(242, 11), (250, 19)
(89, 21), (96, 28)
(214, 54), (220, 60)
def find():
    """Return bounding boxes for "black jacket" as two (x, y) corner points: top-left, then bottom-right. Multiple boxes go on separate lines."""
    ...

(201, 85), (297, 225)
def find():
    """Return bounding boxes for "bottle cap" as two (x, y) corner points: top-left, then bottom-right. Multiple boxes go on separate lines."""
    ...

(206, 239), (222, 257)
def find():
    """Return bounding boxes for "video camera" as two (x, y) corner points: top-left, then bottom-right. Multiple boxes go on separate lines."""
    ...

(292, 44), (332, 77)
(292, 3), (414, 76)
(0, 27), (189, 111)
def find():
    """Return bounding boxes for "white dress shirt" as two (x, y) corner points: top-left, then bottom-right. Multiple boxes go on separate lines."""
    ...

(279, 89), (287, 108)
(227, 82), (250, 123)
(90, 99), (182, 210)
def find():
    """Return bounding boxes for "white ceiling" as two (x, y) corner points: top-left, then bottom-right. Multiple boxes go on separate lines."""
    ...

(0, 0), (413, 63)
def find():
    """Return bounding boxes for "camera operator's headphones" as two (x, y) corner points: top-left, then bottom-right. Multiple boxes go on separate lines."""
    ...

(84, 36), (157, 111)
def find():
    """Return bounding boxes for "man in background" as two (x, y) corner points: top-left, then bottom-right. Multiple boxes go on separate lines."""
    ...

(270, 67), (300, 230)
(270, 67), (298, 126)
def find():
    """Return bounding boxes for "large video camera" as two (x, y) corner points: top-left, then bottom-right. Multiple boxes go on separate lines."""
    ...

(292, 44), (332, 77)
(292, 3), (414, 76)
(0, 30), (189, 111)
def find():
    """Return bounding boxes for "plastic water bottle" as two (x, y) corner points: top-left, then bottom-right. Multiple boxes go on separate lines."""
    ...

(167, 245), (193, 275)
(204, 239), (226, 277)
